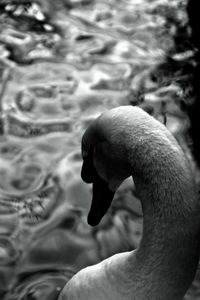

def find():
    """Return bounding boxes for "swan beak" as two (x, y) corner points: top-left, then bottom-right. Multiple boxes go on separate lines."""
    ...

(88, 172), (115, 226)
(81, 149), (115, 226)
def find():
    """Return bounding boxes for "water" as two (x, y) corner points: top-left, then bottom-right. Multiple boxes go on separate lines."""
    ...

(0, 0), (199, 299)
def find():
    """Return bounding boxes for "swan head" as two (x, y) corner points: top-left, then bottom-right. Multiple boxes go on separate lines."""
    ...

(81, 108), (133, 226)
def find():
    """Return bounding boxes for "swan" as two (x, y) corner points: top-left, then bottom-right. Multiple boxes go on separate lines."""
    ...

(58, 106), (200, 300)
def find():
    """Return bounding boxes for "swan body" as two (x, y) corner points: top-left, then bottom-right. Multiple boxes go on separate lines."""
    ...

(59, 106), (200, 300)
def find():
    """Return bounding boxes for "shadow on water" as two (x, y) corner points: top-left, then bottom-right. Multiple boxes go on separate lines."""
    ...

(0, 0), (199, 299)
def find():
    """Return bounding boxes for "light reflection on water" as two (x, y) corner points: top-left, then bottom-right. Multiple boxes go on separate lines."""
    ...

(0, 0), (199, 299)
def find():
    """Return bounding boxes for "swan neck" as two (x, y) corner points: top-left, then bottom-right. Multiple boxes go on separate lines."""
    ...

(125, 127), (200, 299)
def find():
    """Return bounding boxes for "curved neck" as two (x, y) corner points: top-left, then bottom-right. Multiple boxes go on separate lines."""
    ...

(117, 113), (200, 299)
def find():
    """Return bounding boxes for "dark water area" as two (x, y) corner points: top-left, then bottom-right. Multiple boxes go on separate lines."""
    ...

(0, 0), (199, 299)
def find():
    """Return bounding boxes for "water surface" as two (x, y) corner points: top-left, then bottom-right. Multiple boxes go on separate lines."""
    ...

(0, 0), (199, 299)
